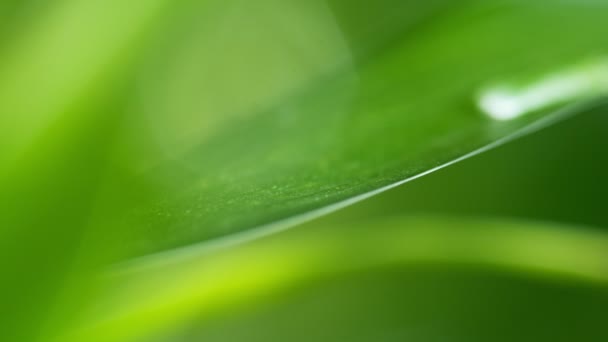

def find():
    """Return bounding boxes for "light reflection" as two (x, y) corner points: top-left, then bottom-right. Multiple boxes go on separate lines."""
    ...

(140, 0), (354, 164)
(478, 58), (608, 121)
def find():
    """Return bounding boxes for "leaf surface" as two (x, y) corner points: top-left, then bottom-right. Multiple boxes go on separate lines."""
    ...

(125, 1), (608, 254)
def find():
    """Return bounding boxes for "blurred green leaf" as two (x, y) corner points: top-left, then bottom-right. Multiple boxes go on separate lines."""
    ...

(72, 217), (608, 342)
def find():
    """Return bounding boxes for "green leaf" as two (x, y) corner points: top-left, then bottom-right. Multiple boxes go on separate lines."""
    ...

(164, 267), (608, 342)
(3, 1), (608, 258)
(70, 217), (608, 342)
(124, 1), (608, 255)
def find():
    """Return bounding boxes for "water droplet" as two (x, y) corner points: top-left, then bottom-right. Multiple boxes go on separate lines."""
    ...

(478, 58), (608, 121)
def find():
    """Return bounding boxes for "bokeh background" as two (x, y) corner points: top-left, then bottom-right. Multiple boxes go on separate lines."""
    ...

(1, 1), (608, 341)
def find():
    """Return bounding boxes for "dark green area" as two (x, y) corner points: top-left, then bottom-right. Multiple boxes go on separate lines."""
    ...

(160, 266), (608, 342)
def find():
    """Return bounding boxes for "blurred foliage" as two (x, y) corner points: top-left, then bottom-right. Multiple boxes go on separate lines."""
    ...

(1, 0), (608, 341)
(74, 217), (608, 342)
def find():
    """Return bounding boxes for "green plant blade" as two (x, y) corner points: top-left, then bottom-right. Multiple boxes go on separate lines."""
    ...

(126, 1), (608, 255)
(70, 217), (608, 342)
(3, 1), (608, 258)
(163, 267), (608, 342)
